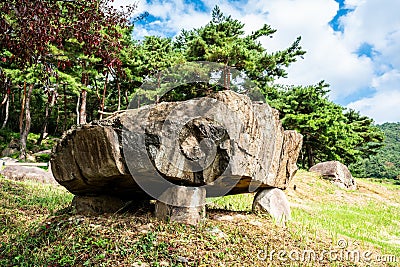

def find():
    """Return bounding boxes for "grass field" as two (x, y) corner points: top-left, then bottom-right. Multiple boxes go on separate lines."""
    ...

(0, 171), (399, 266)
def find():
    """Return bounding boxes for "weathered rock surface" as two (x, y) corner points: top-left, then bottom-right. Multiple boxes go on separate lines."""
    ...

(252, 188), (291, 223)
(51, 91), (303, 198)
(309, 161), (357, 190)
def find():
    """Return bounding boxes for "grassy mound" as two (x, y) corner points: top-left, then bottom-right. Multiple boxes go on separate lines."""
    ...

(0, 171), (399, 266)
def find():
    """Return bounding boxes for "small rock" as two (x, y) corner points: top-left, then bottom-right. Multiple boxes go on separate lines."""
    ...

(1, 148), (18, 157)
(252, 188), (291, 224)
(207, 227), (228, 239)
(177, 256), (189, 263)
(0, 165), (56, 184)
(1, 157), (18, 163)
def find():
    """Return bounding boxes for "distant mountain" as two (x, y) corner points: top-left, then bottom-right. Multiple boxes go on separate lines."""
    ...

(350, 122), (400, 179)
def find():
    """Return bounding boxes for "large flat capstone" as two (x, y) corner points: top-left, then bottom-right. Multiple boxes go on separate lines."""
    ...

(51, 91), (302, 199)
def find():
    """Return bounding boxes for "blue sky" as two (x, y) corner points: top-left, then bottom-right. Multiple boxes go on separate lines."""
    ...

(113, 0), (400, 123)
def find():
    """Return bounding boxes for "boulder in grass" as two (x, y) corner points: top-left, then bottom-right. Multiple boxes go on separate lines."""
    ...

(252, 188), (291, 224)
(309, 161), (357, 190)
(0, 165), (57, 184)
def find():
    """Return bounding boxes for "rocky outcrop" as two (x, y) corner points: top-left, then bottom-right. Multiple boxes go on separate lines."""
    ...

(51, 91), (302, 199)
(310, 161), (357, 190)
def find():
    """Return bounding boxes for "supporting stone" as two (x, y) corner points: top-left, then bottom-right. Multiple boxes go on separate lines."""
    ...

(252, 188), (291, 224)
(72, 195), (128, 215)
(155, 186), (206, 225)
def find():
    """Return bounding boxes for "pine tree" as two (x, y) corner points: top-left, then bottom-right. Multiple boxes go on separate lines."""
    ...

(175, 6), (305, 89)
(267, 82), (384, 169)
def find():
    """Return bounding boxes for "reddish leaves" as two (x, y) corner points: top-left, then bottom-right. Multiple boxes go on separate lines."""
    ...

(0, 0), (136, 70)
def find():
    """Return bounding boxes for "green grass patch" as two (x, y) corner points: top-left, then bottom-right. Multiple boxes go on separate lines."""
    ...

(1, 173), (399, 266)
(291, 201), (400, 256)
(206, 193), (254, 211)
(0, 177), (72, 213)
(360, 178), (400, 190)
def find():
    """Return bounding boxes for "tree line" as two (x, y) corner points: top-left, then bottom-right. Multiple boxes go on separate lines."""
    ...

(0, 1), (387, 174)
(350, 122), (400, 179)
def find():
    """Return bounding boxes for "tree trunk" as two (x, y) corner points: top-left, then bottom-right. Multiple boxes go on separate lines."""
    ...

(223, 65), (231, 90)
(1, 95), (9, 129)
(19, 84), (33, 161)
(100, 73), (108, 120)
(38, 90), (57, 145)
(94, 78), (100, 102)
(0, 93), (8, 107)
(19, 81), (27, 137)
(226, 66), (231, 90)
(54, 105), (60, 135)
(76, 93), (80, 125)
(306, 142), (314, 169)
(63, 84), (67, 132)
(124, 89), (129, 109)
(117, 78), (121, 111)
(79, 89), (87, 124)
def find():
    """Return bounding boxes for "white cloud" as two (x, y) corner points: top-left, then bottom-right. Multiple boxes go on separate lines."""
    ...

(341, 0), (400, 53)
(124, 0), (400, 123)
(130, 0), (212, 39)
(255, 0), (375, 100)
(339, 0), (400, 122)
(347, 70), (400, 123)
(344, 0), (366, 8)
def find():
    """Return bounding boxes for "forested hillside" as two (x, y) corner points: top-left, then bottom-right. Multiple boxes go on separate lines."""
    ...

(351, 122), (400, 179)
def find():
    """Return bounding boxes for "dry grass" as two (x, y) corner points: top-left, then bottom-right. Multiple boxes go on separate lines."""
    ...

(1, 172), (399, 266)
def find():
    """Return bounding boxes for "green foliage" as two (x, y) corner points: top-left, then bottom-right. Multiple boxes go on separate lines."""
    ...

(0, 2), (390, 176)
(267, 82), (384, 169)
(207, 194), (254, 211)
(36, 153), (51, 162)
(128, 6), (305, 104)
(175, 6), (305, 88)
(121, 35), (187, 105)
(350, 122), (400, 178)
